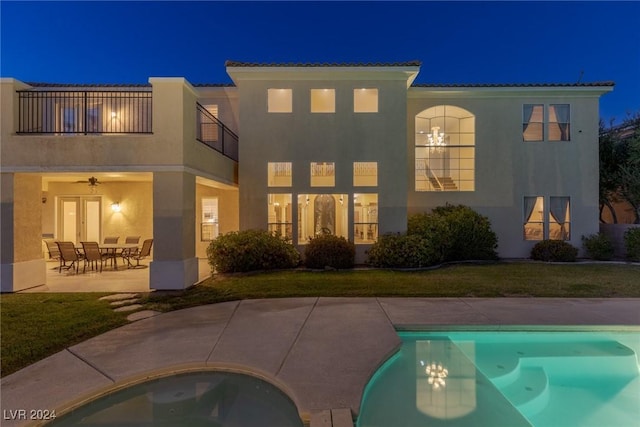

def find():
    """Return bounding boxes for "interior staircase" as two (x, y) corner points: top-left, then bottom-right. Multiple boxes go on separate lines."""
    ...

(428, 176), (457, 191)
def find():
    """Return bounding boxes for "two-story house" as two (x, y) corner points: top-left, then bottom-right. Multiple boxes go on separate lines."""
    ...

(0, 61), (613, 292)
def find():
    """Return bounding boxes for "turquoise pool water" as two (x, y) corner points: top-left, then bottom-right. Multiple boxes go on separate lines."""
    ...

(48, 371), (303, 427)
(358, 331), (640, 427)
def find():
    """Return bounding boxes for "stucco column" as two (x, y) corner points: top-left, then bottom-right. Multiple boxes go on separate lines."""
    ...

(0, 173), (46, 292)
(150, 171), (198, 290)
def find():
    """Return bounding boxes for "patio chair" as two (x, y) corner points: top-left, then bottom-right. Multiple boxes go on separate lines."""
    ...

(128, 239), (153, 268)
(81, 241), (105, 273)
(121, 236), (141, 266)
(102, 236), (120, 266)
(56, 241), (81, 273)
(44, 239), (61, 262)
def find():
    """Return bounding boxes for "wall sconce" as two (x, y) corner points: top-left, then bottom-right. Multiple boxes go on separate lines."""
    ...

(110, 111), (117, 119)
(111, 202), (121, 213)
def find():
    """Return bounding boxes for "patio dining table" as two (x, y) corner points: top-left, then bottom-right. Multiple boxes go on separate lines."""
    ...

(99, 243), (140, 269)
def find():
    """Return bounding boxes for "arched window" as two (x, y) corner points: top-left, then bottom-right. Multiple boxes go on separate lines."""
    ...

(415, 105), (475, 191)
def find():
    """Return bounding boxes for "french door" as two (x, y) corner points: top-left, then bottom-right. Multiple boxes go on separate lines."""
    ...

(58, 197), (102, 245)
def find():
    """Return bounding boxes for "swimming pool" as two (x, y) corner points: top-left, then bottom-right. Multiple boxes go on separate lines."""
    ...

(47, 371), (303, 426)
(358, 330), (640, 427)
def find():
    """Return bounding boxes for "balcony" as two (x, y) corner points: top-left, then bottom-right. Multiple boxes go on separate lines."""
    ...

(17, 90), (152, 134)
(196, 103), (238, 161)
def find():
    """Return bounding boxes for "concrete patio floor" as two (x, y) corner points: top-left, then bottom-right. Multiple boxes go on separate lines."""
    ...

(1, 297), (638, 426)
(18, 259), (212, 293)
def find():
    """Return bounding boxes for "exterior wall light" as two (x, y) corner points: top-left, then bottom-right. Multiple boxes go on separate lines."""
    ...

(111, 111), (117, 119)
(111, 202), (121, 213)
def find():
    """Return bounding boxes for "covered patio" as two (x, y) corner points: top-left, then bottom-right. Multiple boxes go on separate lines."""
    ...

(18, 258), (212, 293)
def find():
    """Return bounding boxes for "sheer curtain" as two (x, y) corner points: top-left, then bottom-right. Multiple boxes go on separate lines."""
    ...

(522, 105), (536, 140)
(549, 197), (570, 239)
(523, 197), (539, 239)
(550, 104), (570, 141)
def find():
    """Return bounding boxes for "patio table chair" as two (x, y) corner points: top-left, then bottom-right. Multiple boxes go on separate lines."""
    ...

(81, 241), (105, 273)
(127, 238), (153, 268)
(102, 236), (120, 266)
(56, 241), (82, 273)
(44, 239), (61, 263)
(121, 236), (141, 265)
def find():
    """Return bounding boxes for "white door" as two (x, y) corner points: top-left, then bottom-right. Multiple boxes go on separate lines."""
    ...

(58, 197), (102, 244)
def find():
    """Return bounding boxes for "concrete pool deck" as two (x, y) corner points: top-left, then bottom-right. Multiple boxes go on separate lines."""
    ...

(1, 297), (639, 426)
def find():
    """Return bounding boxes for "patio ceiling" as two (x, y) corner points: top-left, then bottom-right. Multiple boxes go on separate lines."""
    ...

(39, 172), (236, 191)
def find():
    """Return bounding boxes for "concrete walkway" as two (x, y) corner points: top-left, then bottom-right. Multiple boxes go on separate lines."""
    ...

(1, 298), (639, 427)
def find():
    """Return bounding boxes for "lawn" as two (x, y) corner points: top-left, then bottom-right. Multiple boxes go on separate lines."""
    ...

(2, 262), (639, 377)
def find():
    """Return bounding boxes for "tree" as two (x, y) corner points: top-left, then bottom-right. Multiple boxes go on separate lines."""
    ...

(619, 132), (640, 223)
(599, 114), (640, 224)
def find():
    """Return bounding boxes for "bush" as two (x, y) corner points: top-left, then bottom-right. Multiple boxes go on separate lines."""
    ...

(366, 233), (442, 268)
(408, 204), (499, 261)
(207, 229), (300, 273)
(581, 233), (614, 260)
(531, 240), (578, 262)
(304, 234), (355, 269)
(624, 227), (640, 262)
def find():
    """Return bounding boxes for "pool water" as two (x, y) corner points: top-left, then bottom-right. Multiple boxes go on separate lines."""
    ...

(358, 331), (640, 427)
(48, 371), (303, 427)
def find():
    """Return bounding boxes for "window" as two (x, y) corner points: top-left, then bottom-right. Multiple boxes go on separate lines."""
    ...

(268, 194), (293, 240)
(201, 197), (219, 241)
(268, 89), (292, 113)
(354, 88), (378, 113)
(311, 162), (335, 187)
(268, 162), (292, 187)
(62, 106), (79, 133)
(297, 194), (348, 244)
(353, 162), (377, 187)
(415, 105), (475, 191)
(523, 196), (544, 241)
(354, 193), (378, 244)
(549, 196), (570, 240)
(197, 104), (219, 144)
(548, 104), (570, 141)
(523, 104), (570, 141)
(523, 196), (571, 241)
(311, 89), (335, 113)
(523, 104), (544, 141)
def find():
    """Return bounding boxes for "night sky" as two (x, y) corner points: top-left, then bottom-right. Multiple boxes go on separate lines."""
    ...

(2, 1), (638, 123)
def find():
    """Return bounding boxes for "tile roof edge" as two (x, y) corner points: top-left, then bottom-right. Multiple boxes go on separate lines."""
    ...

(225, 60), (422, 67)
(24, 82), (152, 88)
(411, 81), (615, 88)
(23, 82), (238, 88)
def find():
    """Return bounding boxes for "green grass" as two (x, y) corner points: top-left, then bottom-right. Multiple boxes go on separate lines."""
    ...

(0, 293), (129, 377)
(141, 262), (640, 311)
(2, 262), (639, 377)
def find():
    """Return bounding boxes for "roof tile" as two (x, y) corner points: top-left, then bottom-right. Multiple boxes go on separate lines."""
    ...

(225, 60), (422, 68)
(411, 81), (615, 88)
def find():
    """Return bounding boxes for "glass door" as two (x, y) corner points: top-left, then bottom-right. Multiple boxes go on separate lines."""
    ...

(58, 197), (102, 244)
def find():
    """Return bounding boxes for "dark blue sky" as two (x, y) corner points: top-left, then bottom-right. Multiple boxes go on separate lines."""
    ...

(2, 1), (638, 123)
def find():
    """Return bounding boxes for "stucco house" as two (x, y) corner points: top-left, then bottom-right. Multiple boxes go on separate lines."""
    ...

(0, 61), (613, 292)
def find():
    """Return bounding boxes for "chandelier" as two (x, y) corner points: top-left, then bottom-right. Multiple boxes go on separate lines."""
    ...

(427, 126), (446, 152)
(421, 360), (449, 390)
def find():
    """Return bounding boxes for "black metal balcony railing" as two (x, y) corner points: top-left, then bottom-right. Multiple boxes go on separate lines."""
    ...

(196, 102), (238, 161)
(17, 90), (152, 134)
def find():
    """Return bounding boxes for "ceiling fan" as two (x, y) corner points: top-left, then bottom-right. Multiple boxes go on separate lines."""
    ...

(75, 176), (101, 193)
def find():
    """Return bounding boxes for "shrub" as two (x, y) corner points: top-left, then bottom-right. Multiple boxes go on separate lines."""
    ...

(408, 204), (499, 261)
(624, 227), (640, 262)
(581, 233), (614, 260)
(366, 233), (442, 268)
(207, 229), (300, 273)
(531, 239), (578, 262)
(304, 234), (355, 269)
